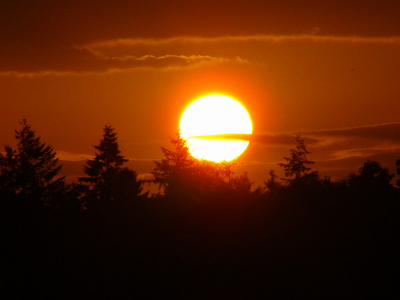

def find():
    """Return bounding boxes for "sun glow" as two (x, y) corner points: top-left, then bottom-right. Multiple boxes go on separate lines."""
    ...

(180, 95), (252, 162)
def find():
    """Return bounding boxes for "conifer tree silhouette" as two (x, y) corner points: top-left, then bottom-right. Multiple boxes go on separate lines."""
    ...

(278, 134), (315, 181)
(396, 159), (400, 188)
(152, 132), (252, 198)
(264, 169), (282, 197)
(152, 132), (198, 197)
(80, 125), (143, 207)
(0, 118), (66, 206)
(347, 160), (394, 195)
(80, 125), (128, 185)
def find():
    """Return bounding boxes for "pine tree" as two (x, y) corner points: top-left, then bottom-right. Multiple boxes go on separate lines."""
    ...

(151, 132), (249, 198)
(396, 159), (400, 188)
(264, 169), (282, 198)
(79, 125), (143, 206)
(347, 160), (394, 194)
(0, 119), (66, 206)
(278, 134), (314, 180)
(151, 133), (200, 197)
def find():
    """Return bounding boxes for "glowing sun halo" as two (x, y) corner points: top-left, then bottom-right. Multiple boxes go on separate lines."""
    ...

(180, 95), (252, 162)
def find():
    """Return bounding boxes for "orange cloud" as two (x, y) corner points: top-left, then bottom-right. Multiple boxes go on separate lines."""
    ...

(2, 34), (399, 77)
(250, 122), (400, 162)
(56, 151), (93, 161)
(84, 34), (400, 49)
(0, 52), (248, 78)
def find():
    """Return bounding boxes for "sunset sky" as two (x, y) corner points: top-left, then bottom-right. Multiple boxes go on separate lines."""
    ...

(1, 0), (400, 188)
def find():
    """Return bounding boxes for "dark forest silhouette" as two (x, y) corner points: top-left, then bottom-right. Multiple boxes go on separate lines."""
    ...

(1, 119), (399, 299)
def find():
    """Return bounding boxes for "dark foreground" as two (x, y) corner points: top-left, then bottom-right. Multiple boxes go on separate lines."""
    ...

(2, 190), (399, 300)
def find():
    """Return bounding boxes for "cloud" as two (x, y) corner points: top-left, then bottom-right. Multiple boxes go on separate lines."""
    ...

(0, 57), (246, 78)
(81, 51), (247, 65)
(0, 70), (90, 78)
(241, 123), (400, 182)
(304, 122), (400, 142)
(84, 34), (400, 49)
(186, 123), (400, 156)
(308, 123), (400, 162)
(188, 133), (319, 146)
(1, 33), (399, 77)
(249, 122), (400, 163)
(315, 150), (400, 179)
(250, 133), (320, 146)
(328, 147), (400, 160)
(57, 151), (93, 161)
(0, 52), (247, 78)
(77, 34), (400, 75)
(76, 44), (250, 70)
(137, 172), (154, 181)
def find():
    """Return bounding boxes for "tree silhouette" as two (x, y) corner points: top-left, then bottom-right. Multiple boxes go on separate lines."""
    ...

(347, 160), (394, 196)
(0, 118), (66, 206)
(79, 125), (144, 208)
(81, 125), (128, 184)
(151, 133), (201, 197)
(396, 158), (400, 188)
(151, 133), (253, 199)
(278, 134), (315, 181)
(264, 169), (282, 198)
(227, 172), (254, 196)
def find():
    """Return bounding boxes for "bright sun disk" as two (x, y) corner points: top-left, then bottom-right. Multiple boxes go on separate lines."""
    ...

(180, 95), (252, 162)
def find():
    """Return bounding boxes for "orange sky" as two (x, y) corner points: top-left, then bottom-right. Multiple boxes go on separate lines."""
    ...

(1, 0), (400, 188)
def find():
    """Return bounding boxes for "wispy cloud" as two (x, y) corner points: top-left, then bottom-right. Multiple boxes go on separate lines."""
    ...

(2, 34), (399, 77)
(251, 122), (400, 162)
(187, 133), (319, 146)
(85, 51), (249, 66)
(82, 50), (247, 63)
(310, 123), (400, 160)
(0, 70), (91, 78)
(243, 123), (400, 181)
(252, 122), (400, 145)
(57, 151), (93, 161)
(0, 54), (247, 78)
(304, 122), (400, 142)
(85, 34), (400, 48)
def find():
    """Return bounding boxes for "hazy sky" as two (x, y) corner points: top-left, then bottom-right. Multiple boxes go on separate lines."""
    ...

(1, 0), (400, 187)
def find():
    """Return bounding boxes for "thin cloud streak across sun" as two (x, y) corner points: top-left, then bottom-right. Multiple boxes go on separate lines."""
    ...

(188, 122), (400, 149)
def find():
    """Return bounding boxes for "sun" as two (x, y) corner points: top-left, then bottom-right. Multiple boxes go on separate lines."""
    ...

(180, 95), (252, 162)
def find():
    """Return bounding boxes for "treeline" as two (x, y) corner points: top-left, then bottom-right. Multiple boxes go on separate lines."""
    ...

(1, 120), (399, 299)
